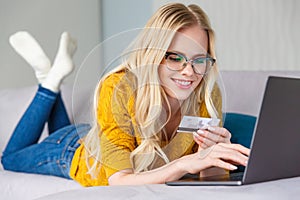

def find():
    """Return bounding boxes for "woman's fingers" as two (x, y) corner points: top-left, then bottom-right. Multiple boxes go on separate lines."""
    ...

(184, 143), (250, 174)
(199, 143), (250, 168)
(214, 159), (239, 171)
(207, 126), (231, 139)
(205, 127), (231, 143)
(194, 129), (228, 146)
(218, 143), (251, 156)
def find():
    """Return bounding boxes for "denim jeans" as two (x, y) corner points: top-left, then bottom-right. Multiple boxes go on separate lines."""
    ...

(1, 86), (90, 179)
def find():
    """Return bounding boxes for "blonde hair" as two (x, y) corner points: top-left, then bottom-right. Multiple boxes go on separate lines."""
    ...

(83, 3), (221, 178)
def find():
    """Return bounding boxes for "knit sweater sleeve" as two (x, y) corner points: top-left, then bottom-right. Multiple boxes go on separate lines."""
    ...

(98, 71), (137, 179)
(69, 71), (137, 186)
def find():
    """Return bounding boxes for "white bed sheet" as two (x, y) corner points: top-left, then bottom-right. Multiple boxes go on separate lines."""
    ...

(37, 177), (300, 200)
(0, 170), (81, 200)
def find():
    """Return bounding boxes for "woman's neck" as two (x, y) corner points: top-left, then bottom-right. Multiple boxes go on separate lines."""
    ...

(166, 96), (182, 117)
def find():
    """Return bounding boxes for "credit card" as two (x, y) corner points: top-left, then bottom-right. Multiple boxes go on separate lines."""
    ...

(177, 116), (220, 133)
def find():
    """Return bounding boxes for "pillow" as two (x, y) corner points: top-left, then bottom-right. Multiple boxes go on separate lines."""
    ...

(223, 112), (256, 148)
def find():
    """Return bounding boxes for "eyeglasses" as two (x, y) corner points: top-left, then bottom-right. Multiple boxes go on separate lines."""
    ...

(164, 52), (216, 75)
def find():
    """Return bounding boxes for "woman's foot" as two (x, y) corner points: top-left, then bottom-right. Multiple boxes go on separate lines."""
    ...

(42, 32), (77, 92)
(9, 31), (51, 83)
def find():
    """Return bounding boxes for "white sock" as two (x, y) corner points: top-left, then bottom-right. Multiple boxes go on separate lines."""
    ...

(9, 31), (51, 83)
(42, 32), (77, 92)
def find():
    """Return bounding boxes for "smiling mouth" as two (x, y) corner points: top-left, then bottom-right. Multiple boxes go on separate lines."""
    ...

(173, 79), (193, 88)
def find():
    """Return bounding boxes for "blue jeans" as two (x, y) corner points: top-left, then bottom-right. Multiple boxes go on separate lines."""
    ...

(1, 86), (90, 179)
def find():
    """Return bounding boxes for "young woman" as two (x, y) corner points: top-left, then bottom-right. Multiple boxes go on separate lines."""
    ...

(1, 3), (249, 186)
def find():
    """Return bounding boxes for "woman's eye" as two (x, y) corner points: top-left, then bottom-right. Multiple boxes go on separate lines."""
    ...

(194, 58), (206, 64)
(169, 56), (183, 62)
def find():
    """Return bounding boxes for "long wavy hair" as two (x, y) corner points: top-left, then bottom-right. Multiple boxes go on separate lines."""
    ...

(83, 3), (220, 178)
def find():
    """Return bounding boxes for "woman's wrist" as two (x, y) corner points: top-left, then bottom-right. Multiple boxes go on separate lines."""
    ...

(174, 156), (189, 175)
(173, 154), (199, 176)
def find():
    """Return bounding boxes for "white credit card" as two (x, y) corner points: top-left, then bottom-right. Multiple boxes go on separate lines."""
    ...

(177, 116), (220, 133)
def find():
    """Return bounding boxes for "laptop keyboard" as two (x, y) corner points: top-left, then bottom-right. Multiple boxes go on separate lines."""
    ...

(229, 172), (244, 181)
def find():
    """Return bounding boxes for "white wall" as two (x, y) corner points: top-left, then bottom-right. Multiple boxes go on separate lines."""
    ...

(154, 0), (300, 71)
(99, 0), (152, 73)
(72, 0), (153, 103)
(0, 0), (101, 89)
(1, 0), (299, 89)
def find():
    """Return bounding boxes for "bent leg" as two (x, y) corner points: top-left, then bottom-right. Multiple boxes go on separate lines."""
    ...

(48, 93), (71, 134)
(2, 86), (58, 156)
(1, 124), (90, 179)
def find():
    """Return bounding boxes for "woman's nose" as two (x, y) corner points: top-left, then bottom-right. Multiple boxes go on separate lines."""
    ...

(180, 61), (194, 76)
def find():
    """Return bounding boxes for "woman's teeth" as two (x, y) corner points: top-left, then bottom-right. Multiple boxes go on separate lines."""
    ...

(174, 79), (192, 86)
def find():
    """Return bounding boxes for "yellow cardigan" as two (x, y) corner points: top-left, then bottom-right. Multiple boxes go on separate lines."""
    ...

(70, 70), (222, 186)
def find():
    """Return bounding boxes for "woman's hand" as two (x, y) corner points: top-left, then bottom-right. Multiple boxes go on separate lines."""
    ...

(193, 126), (231, 149)
(179, 143), (250, 175)
(108, 143), (250, 185)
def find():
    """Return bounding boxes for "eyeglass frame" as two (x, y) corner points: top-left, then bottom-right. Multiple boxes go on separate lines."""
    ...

(164, 51), (216, 75)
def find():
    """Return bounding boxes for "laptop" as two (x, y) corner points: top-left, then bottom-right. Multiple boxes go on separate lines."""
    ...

(166, 76), (300, 186)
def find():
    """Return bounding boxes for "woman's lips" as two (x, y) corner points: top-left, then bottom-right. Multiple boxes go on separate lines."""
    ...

(172, 78), (193, 89)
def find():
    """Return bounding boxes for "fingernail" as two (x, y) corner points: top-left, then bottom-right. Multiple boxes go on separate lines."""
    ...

(230, 165), (238, 170)
(208, 126), (215, 131)
(197, 130), (205, 134)
(245, 160), (248, 165)
(193, 132), (200, 138)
